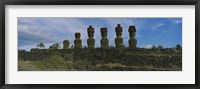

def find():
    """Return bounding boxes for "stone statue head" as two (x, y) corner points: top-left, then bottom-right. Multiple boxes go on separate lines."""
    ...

(87, 26), (94, 38)
(129, 26), (136, 39)
(115, 24), (122, 32)
(128, 26), (136, 32)
(115, 24), (122, 37)
(75, 32), (81, 39)
(63, 40), (70, 49)
(101, 27), (107, 39)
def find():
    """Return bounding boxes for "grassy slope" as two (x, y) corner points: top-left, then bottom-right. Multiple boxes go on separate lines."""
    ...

(18, 54), (181, 71)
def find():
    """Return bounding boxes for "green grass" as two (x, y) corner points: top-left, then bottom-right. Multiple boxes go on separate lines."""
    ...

(18, 60), (40, 71)
(18, 54), (182, 71)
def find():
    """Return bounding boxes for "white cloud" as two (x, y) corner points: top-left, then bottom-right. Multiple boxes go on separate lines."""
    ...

(142, 44), (153, 49)
(18, 18), (108, 50)
(172, 19), (182, 24)
(152, 23), (164, 30)
(18, 42), (60, 51)
(18, 18), (88, 46)
(18, 18), (146, 50)
(18, 44), (36, 51)
(168, 18), (182, 25)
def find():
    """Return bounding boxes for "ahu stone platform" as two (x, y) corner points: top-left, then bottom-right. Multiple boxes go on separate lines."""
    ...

(18, 48), (182, 70)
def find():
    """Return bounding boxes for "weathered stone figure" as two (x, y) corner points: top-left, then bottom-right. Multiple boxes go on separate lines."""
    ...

(128, 26), (137, 48)
(100, 27), (109, 48)
(74, 32), (82, 48)
(63, 40), (70, 49)
(115, 24), (123, 48)
(87, 26), (95, 48)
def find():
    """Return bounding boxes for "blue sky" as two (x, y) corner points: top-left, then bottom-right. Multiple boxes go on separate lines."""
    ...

(18, 18), (182, 51)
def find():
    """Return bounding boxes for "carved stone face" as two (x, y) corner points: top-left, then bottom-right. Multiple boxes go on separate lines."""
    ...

(101, 28), (107, 39)
(128, 26), (136, 39)
(87, 26), (94, 39)
(63, 40), (70, 49)
(115, 24), (122, 38)
(88, 32), (94, 38)
(75, 33), (81, 39)
(116, 32), (122, 38)
(115, 24), (122, 32)
(129, 26), (136, 32)
(101, 32), (107, 39)
(129, 32), (135, 39)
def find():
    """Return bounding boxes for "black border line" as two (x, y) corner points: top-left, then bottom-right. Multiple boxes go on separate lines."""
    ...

(195, 1), (200, 88)
(0, 0), (5, 88)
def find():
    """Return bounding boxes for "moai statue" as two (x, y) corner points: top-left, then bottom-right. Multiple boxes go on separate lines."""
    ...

(115, 24), (124, 48)
(63, 40), (70, 49)
(100, 27), (109, 49)
(128, 26), (137, 48)
(87, 26), (95, 48)
(74, 32), (82, 48)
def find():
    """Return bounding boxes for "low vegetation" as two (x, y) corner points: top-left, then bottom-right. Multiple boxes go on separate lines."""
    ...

(18, 54), (181, 71)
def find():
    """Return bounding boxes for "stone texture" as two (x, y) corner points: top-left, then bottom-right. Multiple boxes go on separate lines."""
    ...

(63, 40), (70, 49)
(74, 32), (82, 48)
(100, 27), (109, 49)
(128, 26), (137, 48)
(129, 39), (137, 48)
(87, 26), (95, 48)
(115, 24), (124, 48)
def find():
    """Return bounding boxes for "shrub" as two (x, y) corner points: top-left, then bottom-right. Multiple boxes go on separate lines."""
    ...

(33, 54), (67, 71)
(18, 60), (40, 71)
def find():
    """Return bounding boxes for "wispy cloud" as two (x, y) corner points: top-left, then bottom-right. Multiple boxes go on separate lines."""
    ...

(18, 18), (88, 50)
(169, 18), (182, 25)
(173, 19), (182, 24)
(151, 23), (164, 30)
